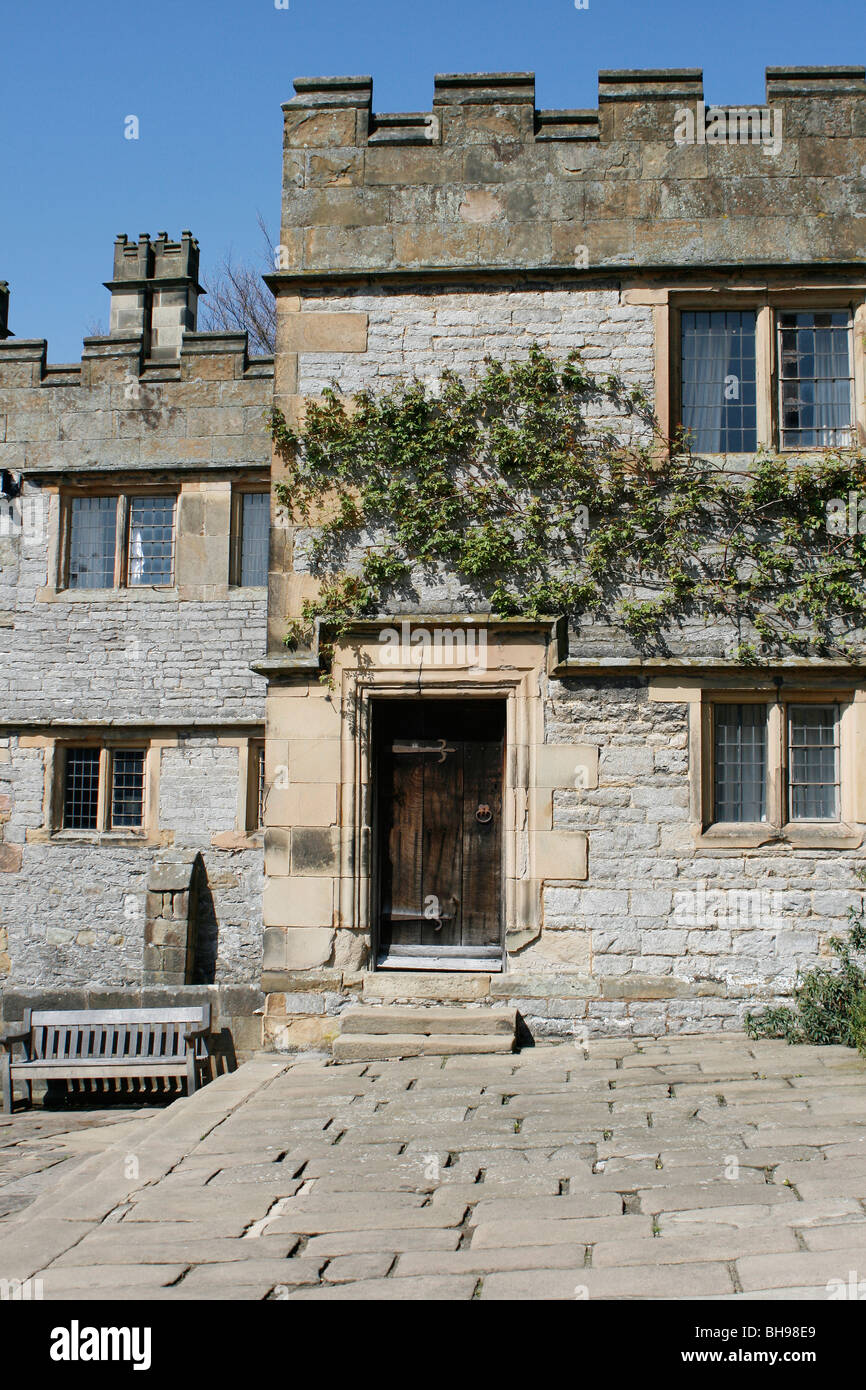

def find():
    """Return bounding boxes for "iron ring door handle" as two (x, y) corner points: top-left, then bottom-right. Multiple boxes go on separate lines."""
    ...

(476, 804), (493, 823)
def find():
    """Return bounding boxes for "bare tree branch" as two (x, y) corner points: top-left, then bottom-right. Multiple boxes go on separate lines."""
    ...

(199, 213), (277, 356)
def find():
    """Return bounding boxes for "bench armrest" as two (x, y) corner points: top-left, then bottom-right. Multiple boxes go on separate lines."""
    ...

(183, 1025), (211, 1044)
(0, 1027), (31, 1052)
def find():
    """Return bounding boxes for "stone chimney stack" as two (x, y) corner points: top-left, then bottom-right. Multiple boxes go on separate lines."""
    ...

(0, 282), (10, 339)
(106, 230), (202, 359)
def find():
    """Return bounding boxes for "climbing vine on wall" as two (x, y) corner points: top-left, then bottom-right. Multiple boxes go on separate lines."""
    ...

(270, 345), (866, 666)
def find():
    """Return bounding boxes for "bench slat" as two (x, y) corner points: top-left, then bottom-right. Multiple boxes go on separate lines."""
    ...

(11, 1061), (188, 1079)
(30, 1008), (209, 1026)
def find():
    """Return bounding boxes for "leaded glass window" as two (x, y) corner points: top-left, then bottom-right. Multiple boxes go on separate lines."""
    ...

(257, 744), (266, 829)
(63, 748), (101, 829)
(681, 310), (757, 453)
(239, 492), (269, 587)
(68, 496), (117, 589)
(778, 312), (854, 449)
(128, 495), (175, 587)
(713, 703), (767, 822)
(110, 749), (146, 829)
(788, 704), (840, 821)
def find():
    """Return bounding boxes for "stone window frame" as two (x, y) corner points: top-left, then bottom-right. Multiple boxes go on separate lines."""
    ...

(650, 679), (864, 851)
(662, 287), (866, 455)
(229, 484), (271, 589)
(214, 733), (267, 844)
(39, 734), (164, 845)
(247, 738), (267, 831)
(56, 483), (180, 594)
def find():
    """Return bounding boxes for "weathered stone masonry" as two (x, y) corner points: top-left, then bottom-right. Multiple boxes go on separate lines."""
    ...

(260, 66), (866, 1045)
(3, 66), (866, 1057)
(0, 233), (271, 1054)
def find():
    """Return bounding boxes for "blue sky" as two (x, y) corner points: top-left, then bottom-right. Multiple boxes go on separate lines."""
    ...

(2, 0), (863, 360)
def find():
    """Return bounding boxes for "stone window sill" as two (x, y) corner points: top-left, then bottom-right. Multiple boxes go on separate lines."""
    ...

(49, 830), (151, 847)
(40, 586), (178, 603)
(697, 821), (862, 851)
(38, 585), (267, 603)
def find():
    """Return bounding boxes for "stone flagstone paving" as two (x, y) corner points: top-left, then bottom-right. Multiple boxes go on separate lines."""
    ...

(1, 1033), (865, 1300)
(0, 1108), (159, 1221)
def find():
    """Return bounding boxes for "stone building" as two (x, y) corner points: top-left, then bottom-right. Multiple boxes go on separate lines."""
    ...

(0, 232), (272, 1055)
(2, 66), (866, 1057)
(261, 66), (866, 1050)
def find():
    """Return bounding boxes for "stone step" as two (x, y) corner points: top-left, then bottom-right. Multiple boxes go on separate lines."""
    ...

(332, 1032), (515, 1063)
(339, 1006), (516, 1037)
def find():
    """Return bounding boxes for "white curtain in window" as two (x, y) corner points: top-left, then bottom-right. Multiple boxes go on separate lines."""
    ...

(129, 524), (145, 585)
(685, 325), (730, 452)
(813, 323), (850, 447)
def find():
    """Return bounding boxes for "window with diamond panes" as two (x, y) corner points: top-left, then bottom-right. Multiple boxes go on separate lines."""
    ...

(63, 748), (101, 829)
(778, 311), (854, 449)
(681, 311), (757, 453)
(788, 705), (840, 821)
(110, 749), (146, 829)
(713, 703), (768, 822)
(67, 497), (117, 589)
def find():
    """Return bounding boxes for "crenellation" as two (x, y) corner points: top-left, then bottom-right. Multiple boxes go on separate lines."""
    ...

(277, 66), (866, 275)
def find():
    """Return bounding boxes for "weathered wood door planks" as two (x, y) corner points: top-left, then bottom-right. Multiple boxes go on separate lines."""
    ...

(376, 701), (504, 960)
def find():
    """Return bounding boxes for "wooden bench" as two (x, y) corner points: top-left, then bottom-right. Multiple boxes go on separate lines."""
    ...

(0, 1005), (211, 1112)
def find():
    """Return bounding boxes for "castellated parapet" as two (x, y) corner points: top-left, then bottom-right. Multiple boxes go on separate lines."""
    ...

(278, 67), (866, 274)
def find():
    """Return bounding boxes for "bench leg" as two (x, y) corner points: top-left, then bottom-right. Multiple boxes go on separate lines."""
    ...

(186, 1049), (197, 1096)
(0, 1055), (12, 1114)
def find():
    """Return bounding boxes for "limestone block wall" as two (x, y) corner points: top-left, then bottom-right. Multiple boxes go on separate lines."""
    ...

(0, 309), (271, 1029)
(0, 331), (273, 477)
(258, 668), (866, 1043)
(0, 330), (272, 727)
(293, 285), (654, 405)
(0, 476), (267, 725)
(270, 281), (656, 639)
(0, 735), (263, 990)
(537, 678), (865, 1027)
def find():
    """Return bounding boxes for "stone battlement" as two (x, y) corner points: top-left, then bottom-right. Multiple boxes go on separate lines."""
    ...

(0, 232), (275, 377)
(0, 231), (273, 387)
(278, 66), (866, 275)
(110, 230), (201, 285)
(285, 67), (866, 129)
(0, 329), (273, 390)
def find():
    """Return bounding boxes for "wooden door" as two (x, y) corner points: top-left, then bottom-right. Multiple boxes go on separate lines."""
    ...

(375, 700), (504, 962)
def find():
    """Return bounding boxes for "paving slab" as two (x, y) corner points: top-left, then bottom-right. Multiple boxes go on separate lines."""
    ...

(478, 1261), (735, 1299)
(286, 1274), (478, 1300)
(302, 1228), (463, 1257)
(737, 1248), (866, 1293)
(321, 1253), (395, 1282)
(0, 1035), (862, 1301)
(472, 1215), (654, 1247)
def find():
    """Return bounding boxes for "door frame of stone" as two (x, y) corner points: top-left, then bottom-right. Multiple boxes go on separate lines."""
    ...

(329, 623), (561, 974)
